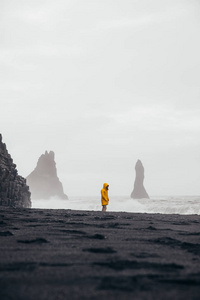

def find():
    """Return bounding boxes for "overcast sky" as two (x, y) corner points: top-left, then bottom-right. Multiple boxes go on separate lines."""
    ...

(1, 0), (200, 197)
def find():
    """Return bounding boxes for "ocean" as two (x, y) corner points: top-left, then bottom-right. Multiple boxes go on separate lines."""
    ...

(31, 195), (200, 215)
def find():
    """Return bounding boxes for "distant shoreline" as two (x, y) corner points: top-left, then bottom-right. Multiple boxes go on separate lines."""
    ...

(28, 207), (200, 217)
(30, 195), (200, 215)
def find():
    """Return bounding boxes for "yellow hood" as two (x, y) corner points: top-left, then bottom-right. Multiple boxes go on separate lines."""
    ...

(103, 183), (109, 190)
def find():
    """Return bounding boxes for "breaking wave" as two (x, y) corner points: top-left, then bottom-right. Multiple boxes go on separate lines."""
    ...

(32, 195), (200, 215)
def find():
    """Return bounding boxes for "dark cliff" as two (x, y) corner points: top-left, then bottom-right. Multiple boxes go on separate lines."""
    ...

(26, 151), (68, 200)
(131, 159), (149, 199)
(0, 134), (31, 208)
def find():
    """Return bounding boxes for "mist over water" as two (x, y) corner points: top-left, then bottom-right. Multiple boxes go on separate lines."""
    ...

(32, 196), (200, 215)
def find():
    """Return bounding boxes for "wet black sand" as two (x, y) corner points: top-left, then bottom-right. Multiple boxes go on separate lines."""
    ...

(0, 207), (200, 300)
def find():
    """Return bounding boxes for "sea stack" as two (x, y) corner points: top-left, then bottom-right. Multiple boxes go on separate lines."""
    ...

(0, 134), (31, 208)
(131, 159), (149, 199)
(26, 151), (68, 200)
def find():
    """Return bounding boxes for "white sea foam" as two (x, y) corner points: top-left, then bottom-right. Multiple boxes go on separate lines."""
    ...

(31, 195), (200, 215)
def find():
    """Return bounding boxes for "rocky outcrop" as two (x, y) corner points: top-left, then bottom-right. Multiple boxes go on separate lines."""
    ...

(0, 134), (31, 208)
(131, 159), (149, 199)
(26, 151), (68, 200)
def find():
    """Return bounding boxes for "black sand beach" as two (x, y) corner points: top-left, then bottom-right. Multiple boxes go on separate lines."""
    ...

(0, 207), (200, 300)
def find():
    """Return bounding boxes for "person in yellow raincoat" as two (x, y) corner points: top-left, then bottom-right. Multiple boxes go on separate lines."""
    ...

(101, 183), (109, 211)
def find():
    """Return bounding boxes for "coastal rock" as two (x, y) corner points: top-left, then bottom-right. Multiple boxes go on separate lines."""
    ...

(131, 159), (149, 199)
(0, 134), (31, 208)
(26, 151), (68, 200)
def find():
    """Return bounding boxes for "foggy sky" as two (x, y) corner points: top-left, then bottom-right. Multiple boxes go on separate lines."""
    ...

(1, 0), (200, 197)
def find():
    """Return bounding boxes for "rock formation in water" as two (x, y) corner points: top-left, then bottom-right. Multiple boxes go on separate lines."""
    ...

(26, 151), (68, 200)
(0, 134), (31, 208)
(131, 159), (149, 199)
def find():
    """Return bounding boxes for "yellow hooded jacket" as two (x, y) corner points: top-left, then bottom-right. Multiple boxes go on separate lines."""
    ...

(101, 183), (109, 206)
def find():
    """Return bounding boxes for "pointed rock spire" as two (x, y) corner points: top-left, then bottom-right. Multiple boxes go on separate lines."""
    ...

(131, 159), (149, 199)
